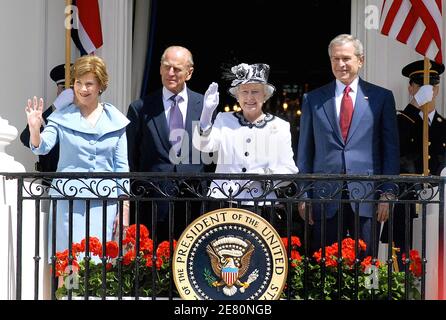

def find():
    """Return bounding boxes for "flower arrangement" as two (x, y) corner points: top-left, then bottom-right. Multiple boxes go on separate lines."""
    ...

(281, 236), (422, 300)
(55, 229), (421, 300)
(55, 224), (178, 299)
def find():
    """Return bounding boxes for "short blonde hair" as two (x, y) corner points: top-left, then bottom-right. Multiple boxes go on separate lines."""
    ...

(71, 55), (109, 92)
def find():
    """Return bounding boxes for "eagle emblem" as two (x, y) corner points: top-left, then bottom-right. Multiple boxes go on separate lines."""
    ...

(206, 236), (259, 296)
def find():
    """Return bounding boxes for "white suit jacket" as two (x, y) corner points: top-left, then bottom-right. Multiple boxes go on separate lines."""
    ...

(193, 112), (298, 203)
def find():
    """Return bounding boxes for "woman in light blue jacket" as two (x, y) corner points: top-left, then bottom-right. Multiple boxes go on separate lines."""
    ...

(25, 56), (129, 259)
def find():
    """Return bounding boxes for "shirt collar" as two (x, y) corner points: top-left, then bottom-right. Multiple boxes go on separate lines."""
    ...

(335, 77), (359, 95)
(163, 85), (187, 102)
(419, 109), (436, 124)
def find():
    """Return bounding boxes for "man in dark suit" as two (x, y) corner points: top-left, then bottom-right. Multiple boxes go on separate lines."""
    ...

(127, 46), (211, 243)
(297, 34), (400, 255)
(20, 64), (73, 174)
(381, 60), (446, 259)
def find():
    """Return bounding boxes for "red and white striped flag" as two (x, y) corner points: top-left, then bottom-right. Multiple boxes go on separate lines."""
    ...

(380, 0), (443, 64)
(72, 0), (103, 55)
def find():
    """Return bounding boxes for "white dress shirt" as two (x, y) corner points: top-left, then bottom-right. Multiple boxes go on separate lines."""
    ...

(419, 109), (435, 125)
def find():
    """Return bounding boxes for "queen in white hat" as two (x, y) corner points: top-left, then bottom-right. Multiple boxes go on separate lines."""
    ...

(193, 63), (298, 209)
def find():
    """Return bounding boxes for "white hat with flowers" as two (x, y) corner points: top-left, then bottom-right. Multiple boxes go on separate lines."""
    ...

(226, 63), (276, 100)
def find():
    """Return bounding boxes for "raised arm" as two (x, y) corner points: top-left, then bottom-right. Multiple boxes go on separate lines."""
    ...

(200, 82), (219, 131)
(25, 96), (44, 148)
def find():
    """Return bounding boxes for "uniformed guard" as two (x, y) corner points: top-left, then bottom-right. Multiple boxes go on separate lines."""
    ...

(399, 59), (446, 175)
(381, 59), (446, 264)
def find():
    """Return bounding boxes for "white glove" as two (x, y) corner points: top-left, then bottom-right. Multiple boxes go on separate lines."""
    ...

(414, 85), (433, 106)
(200, 82), (219, 130)
(53, 88), (74, 109)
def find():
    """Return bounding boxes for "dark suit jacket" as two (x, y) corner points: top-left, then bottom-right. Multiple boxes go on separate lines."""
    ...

(20, 106), (59, 172)
(297, 78), (400, 219)
(398, 104), (446, 175)
(126, 88), (208, 173)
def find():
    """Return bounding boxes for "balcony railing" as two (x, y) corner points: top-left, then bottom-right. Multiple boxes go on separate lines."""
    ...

(1, 172), (444, 300)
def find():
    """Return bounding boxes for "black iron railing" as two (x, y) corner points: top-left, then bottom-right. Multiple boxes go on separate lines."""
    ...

(2, 172), (444, 300)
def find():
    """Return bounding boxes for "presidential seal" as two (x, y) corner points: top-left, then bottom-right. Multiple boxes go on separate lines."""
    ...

(172, 208), (287, 300)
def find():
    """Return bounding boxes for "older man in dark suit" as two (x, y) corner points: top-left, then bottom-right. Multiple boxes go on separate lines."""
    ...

(127, 46), (212, 243)
(297, 34), (400, 255)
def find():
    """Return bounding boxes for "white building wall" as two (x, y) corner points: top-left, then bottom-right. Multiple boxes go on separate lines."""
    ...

(1, 0), (48, 172)
(96, 0), (133, 115)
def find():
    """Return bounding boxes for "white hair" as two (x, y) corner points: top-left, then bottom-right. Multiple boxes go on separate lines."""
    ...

(230, 83), (275, 101)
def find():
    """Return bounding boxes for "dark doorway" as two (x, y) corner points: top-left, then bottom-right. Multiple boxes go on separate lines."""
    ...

(145, 0), (351, 115)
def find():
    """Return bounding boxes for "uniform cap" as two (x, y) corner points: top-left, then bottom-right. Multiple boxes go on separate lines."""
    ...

(49, 63), (72, 86)
(402, 60), (445, 85)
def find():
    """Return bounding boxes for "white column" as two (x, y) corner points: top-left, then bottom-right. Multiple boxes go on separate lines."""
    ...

(131, 0), (151, 101)
(0, 0), (46, 172)
(96, 0), (133, 114)
(0, 117), (48, 300)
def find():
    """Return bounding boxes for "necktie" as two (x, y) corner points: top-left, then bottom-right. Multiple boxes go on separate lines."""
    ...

(169, 95), (184, 155)
(340, 85), (353, 141)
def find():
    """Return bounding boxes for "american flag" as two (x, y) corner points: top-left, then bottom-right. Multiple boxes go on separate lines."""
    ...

(380, 0), (443, 64)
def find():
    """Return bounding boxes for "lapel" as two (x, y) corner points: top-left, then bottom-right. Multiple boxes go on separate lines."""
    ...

(345, 78), (368, 143)
(149, 89), (202, 154)
(149, 91), (172, 152)
(322, 81), (344, 143)
(184, 89), (201, 137)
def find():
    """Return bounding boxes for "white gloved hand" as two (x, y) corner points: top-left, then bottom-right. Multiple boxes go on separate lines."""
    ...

(200, 82), (219, 130)
(53, 88), (74, 109)
(414, 85), (434, 106)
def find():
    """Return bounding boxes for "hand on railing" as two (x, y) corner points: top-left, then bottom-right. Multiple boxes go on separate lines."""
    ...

(113, 200), (130, 240)
(377, 192), (395, 222)
(298, 202), (314, 225)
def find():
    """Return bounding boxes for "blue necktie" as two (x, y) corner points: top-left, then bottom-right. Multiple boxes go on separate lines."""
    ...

(169, 95), (184, 155)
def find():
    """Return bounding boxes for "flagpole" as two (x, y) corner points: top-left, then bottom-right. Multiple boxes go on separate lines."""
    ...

(421, 57), (432, 176)
(65, 0), (72, 89)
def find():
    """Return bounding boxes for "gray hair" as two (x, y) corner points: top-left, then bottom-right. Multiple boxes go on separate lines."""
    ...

(264, 85), (275, 100)
(328, 34), (364, 58)
(160, 45), (194, 67)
